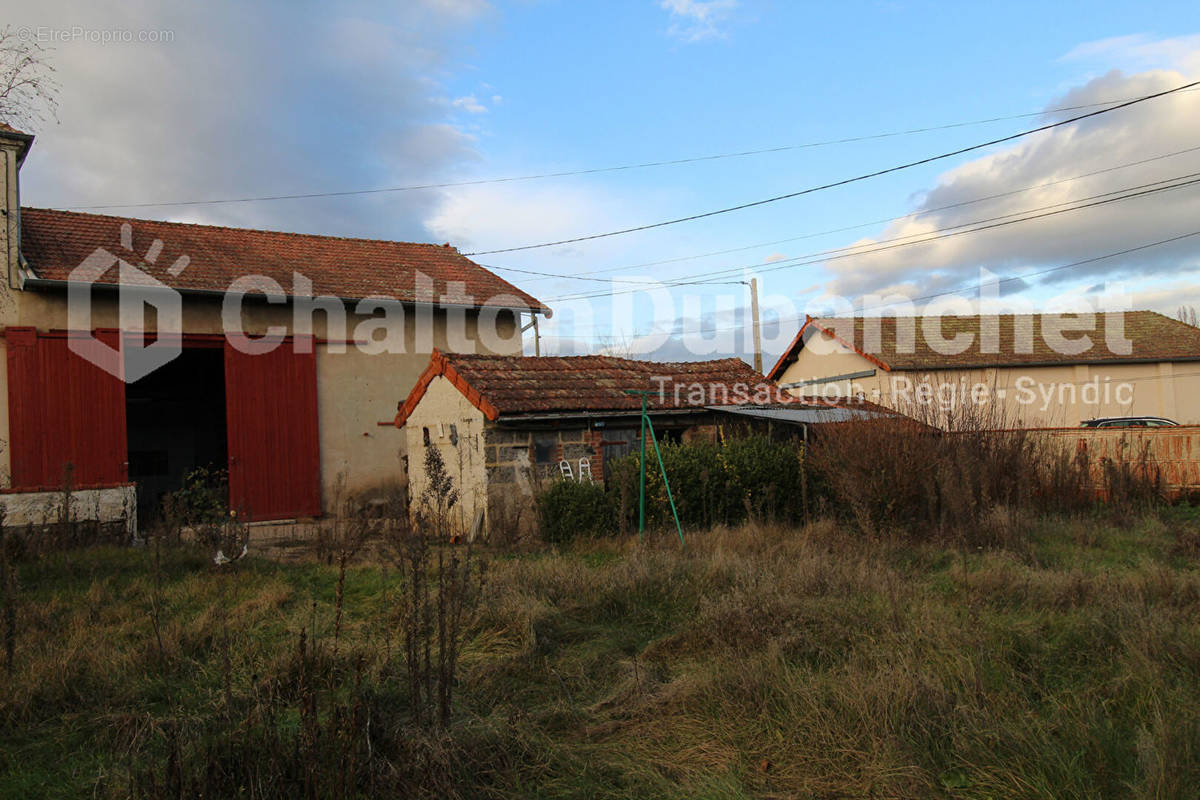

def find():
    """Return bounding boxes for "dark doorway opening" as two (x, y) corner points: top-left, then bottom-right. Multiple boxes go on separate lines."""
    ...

(125, 346), (227, 520)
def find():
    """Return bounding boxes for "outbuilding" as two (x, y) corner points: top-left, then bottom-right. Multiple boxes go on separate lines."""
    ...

(392, 350), (813, 537)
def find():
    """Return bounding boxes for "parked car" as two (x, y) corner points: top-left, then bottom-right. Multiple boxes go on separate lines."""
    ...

(1081, 416), (1179, 428)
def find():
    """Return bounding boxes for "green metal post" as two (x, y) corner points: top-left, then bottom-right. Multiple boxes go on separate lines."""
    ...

(646, 419), (685, 549)
(638, 394), (647, 538)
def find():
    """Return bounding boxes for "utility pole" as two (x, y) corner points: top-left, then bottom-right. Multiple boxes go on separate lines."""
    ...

(750, 277), (763, 374)
(521, 313), (542, 356)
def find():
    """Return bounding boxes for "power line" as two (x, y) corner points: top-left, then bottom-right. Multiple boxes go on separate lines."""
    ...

(739, 229), (1200, 336)
(483, 144), (1200, 284)
(57, 87), (1200, 213)
(547, 172), (1200, 303)
(541, 228), (1200, 341)
(462, 80), (1200, 256)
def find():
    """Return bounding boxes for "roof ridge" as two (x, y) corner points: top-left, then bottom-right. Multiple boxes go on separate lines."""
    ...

(816, 310), (1167, 320)
(443, 353), (754, 369)
(21, 206), (464, 252)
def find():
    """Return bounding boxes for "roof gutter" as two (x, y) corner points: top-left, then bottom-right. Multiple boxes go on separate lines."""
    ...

(495, 408), (713, 424)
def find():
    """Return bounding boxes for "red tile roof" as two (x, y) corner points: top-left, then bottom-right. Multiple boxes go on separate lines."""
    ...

(768, 312), (1200, 379)
(395, 350), (793, 425)
(19, 207), (549, 313)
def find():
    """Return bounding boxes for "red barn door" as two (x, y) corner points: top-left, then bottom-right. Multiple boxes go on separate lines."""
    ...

(6, 328), (128, 488)
(223, 339), (321, 520)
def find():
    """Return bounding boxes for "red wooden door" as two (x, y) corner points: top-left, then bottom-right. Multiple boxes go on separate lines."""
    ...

(6, 329), (128, 489)
(223, 339), (321, 520)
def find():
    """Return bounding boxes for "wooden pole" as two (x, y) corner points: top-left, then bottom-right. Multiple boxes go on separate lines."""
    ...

(750, 278), (763, 374)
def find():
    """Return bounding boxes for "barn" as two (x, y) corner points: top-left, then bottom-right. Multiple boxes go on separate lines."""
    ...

(0, 124), (548, 528)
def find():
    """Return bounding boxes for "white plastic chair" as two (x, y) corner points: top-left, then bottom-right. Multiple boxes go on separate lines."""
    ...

(559, 460), (574, 480)
(578, 457), (593, 482)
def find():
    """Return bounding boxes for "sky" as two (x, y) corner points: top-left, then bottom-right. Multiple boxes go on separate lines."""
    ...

(5, 0), (1200, 366)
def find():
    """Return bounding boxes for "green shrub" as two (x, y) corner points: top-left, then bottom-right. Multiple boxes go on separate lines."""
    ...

(537, 479), (616, 543)
(610, 434), (805, 531)
(161, 466), (229, 526)
(722, 435), (803, 521)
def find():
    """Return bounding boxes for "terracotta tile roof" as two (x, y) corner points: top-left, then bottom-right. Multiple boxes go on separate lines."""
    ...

(768, 312), (1200, 379)
(395, 350), (792, 425)
(19, 207), (549, 313)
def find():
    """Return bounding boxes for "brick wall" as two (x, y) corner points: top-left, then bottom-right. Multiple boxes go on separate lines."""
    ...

(1036, 425), (1200, 495)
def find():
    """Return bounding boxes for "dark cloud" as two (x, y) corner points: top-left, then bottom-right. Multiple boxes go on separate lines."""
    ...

(11, 0), (489, 242)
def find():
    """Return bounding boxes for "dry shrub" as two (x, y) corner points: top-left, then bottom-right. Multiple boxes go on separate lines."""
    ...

(810, 399), (1100, 542)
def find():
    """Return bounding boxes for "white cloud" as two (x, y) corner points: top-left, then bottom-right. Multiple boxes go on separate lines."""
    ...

(424, 182), (622, 256)
(1062, 33), (1200, 75)
(451, 95), (488, 113)
(418, 0), (492, 22)
(660, 0), (738, 42)
(824, 40), (1200, 303)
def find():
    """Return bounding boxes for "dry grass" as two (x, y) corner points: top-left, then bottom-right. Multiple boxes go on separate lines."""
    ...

(2, 509), (1200, 798)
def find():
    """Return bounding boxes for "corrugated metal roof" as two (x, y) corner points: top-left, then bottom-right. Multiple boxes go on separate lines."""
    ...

(706, 405), (888, 424)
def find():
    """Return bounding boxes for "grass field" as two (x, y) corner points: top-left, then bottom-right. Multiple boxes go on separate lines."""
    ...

(3, 509), (1200, 798)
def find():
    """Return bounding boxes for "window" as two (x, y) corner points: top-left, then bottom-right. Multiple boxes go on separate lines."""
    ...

(533, 432), (555, 463)
(422, 427), (431, 446)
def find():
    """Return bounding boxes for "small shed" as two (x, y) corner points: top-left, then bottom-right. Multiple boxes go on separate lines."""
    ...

(392, 350), (799, 537)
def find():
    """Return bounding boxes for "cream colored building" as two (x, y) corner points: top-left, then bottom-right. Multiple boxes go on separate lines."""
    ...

(768, 314), (1200, 428)
(0, 124), (548, 522)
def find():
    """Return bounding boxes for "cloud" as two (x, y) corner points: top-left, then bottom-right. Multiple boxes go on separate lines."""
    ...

(824, 42), (1200, 302)
(660, 0), (738, 42)
(1062, 33), (1200, 75)
(424, 182), (623, 257)
(451, 95), (488, 113)
(11, 0), (492, 243)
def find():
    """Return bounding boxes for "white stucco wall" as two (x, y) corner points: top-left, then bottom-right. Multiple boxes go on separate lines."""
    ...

(402, 376), (488, 536)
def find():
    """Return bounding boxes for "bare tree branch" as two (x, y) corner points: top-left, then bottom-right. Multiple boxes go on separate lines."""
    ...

(0, 27), (59, 131)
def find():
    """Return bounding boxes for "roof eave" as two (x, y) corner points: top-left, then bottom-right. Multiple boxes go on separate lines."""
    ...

(0, 127), (34, 164)
(21, 276), (547, 315)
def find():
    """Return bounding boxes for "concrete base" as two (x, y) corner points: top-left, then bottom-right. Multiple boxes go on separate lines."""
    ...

(0, 483), (138, 540)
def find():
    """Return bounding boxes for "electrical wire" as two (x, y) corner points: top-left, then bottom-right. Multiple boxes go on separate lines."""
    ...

(538, 228), (1200, 342)
(58, 87), (1200, 212)
(482, 144), (1200, 284)
(547, 171), (1200, 302)
(462, 80), (1200, 256)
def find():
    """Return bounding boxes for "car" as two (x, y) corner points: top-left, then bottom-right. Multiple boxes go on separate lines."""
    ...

(1080, 416), (1179, 428)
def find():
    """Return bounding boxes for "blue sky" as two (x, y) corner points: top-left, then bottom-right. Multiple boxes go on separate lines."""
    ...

(10, 0), (1200, 363)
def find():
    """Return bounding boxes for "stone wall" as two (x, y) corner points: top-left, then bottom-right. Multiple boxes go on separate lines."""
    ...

(482, 424), (608, 537)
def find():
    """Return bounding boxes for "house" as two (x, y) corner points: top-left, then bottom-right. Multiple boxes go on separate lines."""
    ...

(0, 124), (548, 525)
(391, 349), (878, 536)
(768, 313), (1200, 427)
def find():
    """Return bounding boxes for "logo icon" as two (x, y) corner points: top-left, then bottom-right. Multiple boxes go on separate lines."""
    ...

(67, 223), (189, 383)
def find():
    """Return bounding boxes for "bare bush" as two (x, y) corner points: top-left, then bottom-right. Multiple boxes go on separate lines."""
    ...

(809, 399), (1091, 542)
